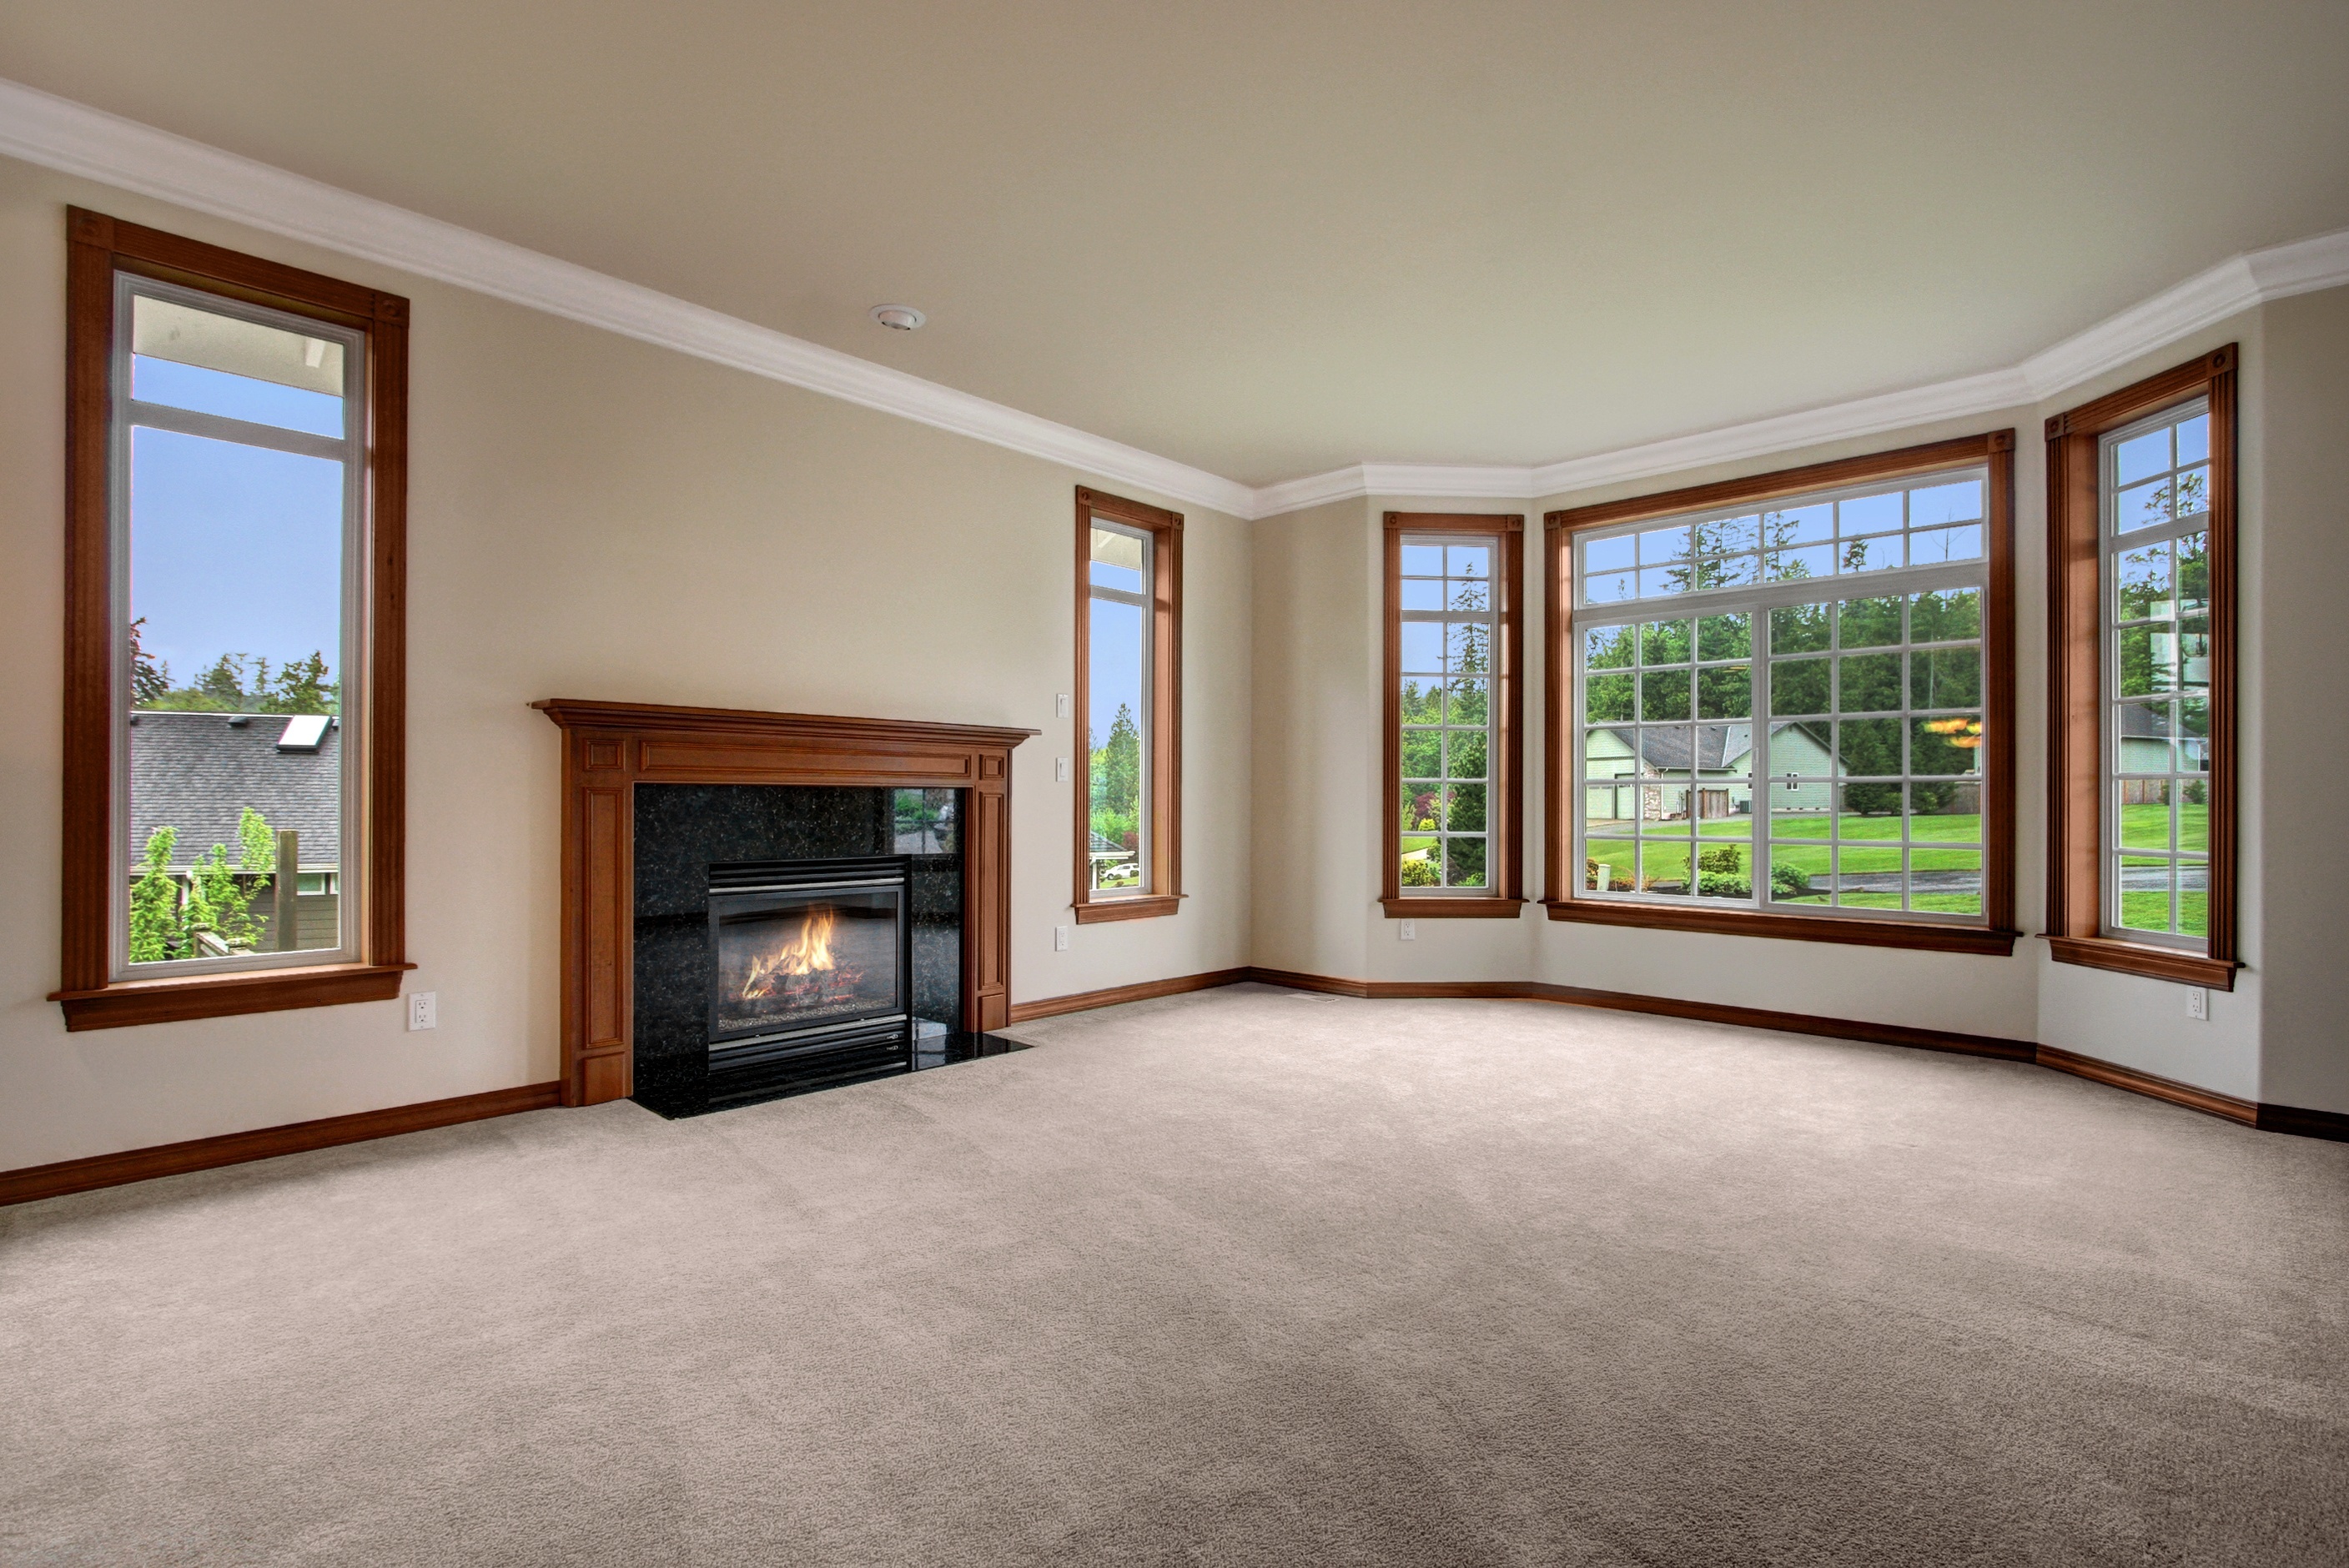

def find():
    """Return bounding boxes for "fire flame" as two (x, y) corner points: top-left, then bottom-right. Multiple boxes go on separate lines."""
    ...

(742, 906), (837, 999)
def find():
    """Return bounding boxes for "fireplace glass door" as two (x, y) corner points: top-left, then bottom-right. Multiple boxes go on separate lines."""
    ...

(709, 878), (908, 1048)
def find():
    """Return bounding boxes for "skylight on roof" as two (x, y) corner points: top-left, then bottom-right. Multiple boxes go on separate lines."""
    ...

(277, 714), (329, 751)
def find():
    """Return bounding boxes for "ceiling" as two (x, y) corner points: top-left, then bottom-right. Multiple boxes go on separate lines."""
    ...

(5, 2), (2346, 488)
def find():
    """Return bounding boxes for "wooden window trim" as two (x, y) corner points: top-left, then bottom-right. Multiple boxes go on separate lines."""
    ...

(1071, 487), (1182, 924)
(52, 209), (411, 1031)
(1381, 513), (1527, 917)
(2045, 346), (2241, 991)
(1542, 432), (2019, 956)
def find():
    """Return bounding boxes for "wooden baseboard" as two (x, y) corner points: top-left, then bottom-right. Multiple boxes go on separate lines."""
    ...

(2254, 1102), (2349, 1143)
(18, 969), (2342, 1211)
(1008, 968), (1252, 1023)
(0, 1081), (564, 1207)
(2034, 1043), (2257, 1125)
(1240, 967), (2036, 1061)
(1090, 965), (2342, 1141)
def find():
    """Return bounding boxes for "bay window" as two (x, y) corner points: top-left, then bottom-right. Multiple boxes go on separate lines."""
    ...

(1384, 513), (1524, 916)
(2045, 348), (2239, 988)
(1544, 435), (2015, 952)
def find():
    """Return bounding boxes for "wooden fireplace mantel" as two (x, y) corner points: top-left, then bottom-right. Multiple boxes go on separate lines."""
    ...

(533, 699), (1039, 1106)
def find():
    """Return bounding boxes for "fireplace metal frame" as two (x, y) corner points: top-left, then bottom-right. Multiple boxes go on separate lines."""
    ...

(705, 856), (913, 1067)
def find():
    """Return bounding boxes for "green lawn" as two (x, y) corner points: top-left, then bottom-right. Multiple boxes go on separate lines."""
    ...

(2121, 891), (2208, 937)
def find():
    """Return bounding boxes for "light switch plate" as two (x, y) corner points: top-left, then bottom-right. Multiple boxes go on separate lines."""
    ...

(1056, 756), (1070, 782)
(408, 991), (437, 1031)
(1055, 693), (1073, 719)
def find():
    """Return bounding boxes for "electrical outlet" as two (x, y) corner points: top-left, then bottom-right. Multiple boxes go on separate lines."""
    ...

(2186, 986), (2208, 1021)
(1055, 693), (1073, 720)
(1056, 756), (1070, 783)
(1399, 918), (1416, 942)
(407, 991), (437, 1032)
(1054, 924), (1070, 952)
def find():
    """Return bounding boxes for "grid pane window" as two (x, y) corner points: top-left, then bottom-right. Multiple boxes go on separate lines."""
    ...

(1398, 539), (1496, 890)
(118, 281), (360, 970)
(1574, 470), (1989, 923)
(2102, 403), (2211, 942)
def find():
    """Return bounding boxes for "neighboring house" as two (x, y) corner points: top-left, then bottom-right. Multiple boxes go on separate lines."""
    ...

(2118, 702), (2207, 802)
(128, 710), (342, 947)
(1089, 828), (1139, 886)
(1586, 722), (1836, 819)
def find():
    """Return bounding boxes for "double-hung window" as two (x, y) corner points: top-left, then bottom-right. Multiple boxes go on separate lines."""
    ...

(2046, 349), (2238, 988)
(1072, 488), (1182, 922)
(1383, 514), (1524, 915)
(1545, 435), (2015, 952)
(57, 210), (409, 1029)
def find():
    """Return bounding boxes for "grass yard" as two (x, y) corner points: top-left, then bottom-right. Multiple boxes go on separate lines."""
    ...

(2121, 891), (2209, 937)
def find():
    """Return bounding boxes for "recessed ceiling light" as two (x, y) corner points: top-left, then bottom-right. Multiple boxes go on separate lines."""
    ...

(869, 304), (926, 331)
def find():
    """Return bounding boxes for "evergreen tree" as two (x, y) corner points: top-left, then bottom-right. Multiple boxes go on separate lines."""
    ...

(129, 617), (171, 706)
(1089, 703), (1143, 848)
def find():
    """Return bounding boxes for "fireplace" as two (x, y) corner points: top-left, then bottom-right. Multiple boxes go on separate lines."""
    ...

(707, 857), (911, 1064)
(533, 698), (1039, 1109)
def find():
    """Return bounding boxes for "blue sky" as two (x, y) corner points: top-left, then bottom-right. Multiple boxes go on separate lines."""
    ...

(128, 358), (345, 691)
(1089, 597), (1144, 747)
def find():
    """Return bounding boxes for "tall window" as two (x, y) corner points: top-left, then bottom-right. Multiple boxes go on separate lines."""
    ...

(2046, 349), (2238, 988)
(1383, 514), (1524, 916)
(1072, 488), (1181, 923)
(1544, 435), (2015, 953)
(2105, 403), (2212, 943)
(58, 210), (409, 1029)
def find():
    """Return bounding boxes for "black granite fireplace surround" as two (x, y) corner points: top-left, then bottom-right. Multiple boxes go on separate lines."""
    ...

(633, 784), (1018, 1117)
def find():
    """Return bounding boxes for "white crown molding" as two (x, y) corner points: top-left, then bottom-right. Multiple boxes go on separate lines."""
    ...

(1250, 227), (2349, 519)
(0, 77), (1257, 519)
(3, 76), (2343, 525)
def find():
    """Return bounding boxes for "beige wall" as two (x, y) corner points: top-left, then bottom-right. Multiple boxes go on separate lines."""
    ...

(2253, 285), (2349, 1113)
(0, 157), (1252, 1169)
(1246, 310), (2324, 1104)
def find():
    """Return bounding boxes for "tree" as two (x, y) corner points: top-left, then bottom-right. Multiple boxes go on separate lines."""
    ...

(128, 827), (182, 962)
(1090, 703), (1142, 847)
(265, 651), (337, 715)
(138, 649), (340, 714)
(124, 808), (279, 962)
(129, 617), (171, 706)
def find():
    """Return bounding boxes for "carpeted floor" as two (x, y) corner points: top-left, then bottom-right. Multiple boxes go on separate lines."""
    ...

(4, 985), (2346, 1565)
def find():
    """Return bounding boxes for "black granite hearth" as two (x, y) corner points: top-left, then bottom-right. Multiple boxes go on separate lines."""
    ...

(632, 783), (1015, 1117)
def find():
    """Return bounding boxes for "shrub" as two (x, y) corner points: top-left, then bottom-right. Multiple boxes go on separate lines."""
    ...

(1696, 872), (1752, 897)
(1697, 846), (1742, 874)
(1770, 864), (1811, 897)
(1400, 856), (1440, 887)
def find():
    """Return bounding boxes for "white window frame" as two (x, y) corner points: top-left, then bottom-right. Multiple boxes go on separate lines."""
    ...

(108, 273), (368, 980)
(2097, 397), (2212, 950)
(1085, 515), (1154, 897)
(1396, 531), (1502, 897)
(1570, 467), (1992, 926)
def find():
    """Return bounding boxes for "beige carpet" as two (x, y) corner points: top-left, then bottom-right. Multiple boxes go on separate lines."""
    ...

(4, 985), (2346, 1565)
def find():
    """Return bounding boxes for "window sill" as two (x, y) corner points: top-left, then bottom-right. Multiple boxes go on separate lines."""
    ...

(1072, 894), (1182, 925)
(51, 962), (415, 1032)
(1381, 897), (1527, 919)
(2043, 934), (2239, 991)
(1541, 897), (2020, 956)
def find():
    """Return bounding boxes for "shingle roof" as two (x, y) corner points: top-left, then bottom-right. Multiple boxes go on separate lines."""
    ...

(1598, 721), (1830, 773)
(128, 711), (341, 870)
